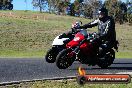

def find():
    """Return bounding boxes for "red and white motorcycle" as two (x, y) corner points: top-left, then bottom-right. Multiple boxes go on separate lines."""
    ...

(56, 28), (119, 69)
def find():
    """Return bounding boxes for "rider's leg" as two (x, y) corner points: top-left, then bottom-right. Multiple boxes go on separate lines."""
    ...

(99, 41), (114, 57)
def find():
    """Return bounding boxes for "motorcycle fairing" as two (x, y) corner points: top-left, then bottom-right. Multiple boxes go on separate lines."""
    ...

(52, 35), (69, 46)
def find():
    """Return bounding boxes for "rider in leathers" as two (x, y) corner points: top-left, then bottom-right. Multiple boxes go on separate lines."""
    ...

(68, 8), (116, 57)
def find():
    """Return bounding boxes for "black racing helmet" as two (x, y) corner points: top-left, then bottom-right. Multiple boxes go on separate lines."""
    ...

(98, 7), (108, 17)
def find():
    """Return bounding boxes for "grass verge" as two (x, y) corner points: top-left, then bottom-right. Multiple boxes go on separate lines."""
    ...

(116, 52), (132, 59)
(0, 50), (45, 58)
(0, 79), (132, 88)
(0, 10), (131, 58)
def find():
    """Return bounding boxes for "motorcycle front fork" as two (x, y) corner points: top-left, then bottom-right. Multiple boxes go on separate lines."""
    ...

(70, 48), (80, 61)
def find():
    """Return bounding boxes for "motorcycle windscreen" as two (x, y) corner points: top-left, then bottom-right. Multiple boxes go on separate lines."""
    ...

(80, 29), (88, 38)
(66, 32), (85, 48)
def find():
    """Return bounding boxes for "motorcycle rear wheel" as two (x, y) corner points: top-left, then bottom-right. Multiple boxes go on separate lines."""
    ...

(56, 49), (75, 69)
(97, 49), (115, 69)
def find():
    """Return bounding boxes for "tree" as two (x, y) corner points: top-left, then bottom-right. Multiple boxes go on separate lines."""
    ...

(126, 0), (132, 24)
(127, 0), (132, 14)
(82, 0), (102, 18)
(47, 0), (61, 13)
(56, 0), (70, 15)
(0, 0), (13, 10)
(72, 0), (85, 17)
(32, 0), (70, 14)
(73, 0), (80, 16)
(104, 0), (128, 24)
(32, 0), (47, 12)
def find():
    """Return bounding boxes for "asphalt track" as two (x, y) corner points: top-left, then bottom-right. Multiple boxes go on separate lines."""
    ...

(0, 58), (132, 83)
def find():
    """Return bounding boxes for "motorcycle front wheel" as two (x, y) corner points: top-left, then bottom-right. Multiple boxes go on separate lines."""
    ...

(56, 49), (75, 69)
(45, 48), (58, 63)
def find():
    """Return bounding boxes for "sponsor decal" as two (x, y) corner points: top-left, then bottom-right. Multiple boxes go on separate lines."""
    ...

(77, 66), (131, 85)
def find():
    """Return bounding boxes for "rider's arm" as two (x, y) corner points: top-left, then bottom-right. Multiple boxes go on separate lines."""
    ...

(78, 19), (99, 29)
